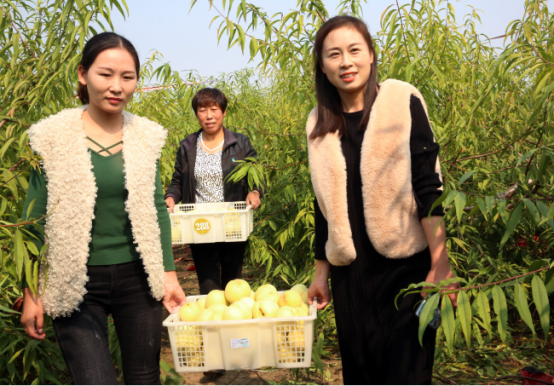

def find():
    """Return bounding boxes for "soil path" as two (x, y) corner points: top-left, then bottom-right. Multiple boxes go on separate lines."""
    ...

(162, 246), (344, 385)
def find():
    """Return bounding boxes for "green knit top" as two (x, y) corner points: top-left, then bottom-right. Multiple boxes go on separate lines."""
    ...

(22, 146), (175, 280)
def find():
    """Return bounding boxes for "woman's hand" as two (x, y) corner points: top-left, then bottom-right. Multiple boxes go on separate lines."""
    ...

(420, 216), (461, 307)
(308, 280), (331, 310)
(308, 260), (332, 310)
(162, 271), (186, 314)
(246, 191), (261, 210)
(21, 288), (46, 340)
(423, 263), (460, 307)
(165, 197), (175, 213)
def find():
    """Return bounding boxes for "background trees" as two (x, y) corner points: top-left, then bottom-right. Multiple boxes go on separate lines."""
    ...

(1, 0), (553, 383)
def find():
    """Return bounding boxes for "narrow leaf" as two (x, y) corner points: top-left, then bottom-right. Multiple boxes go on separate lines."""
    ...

(492, 286), (507, 342)
(418, 293), (440, 346)
(531, 275), (550, 341)
(475, 291), (492, 335)
(500, 202), (523, 247)
(441, 294), (455, 353)
(457, 291), (472, 348)
(514, 283), (536, 336)
(455, 192), (467, 223)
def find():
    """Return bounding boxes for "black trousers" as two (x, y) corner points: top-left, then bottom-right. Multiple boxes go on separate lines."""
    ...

(331, 249), (436, 385)
(189, 241), (246, 294)
(52, 260), (162, 385)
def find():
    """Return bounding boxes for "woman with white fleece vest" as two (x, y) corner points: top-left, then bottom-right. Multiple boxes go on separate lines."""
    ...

(306, 16), (461, 384)
(20, 32), (186, 384)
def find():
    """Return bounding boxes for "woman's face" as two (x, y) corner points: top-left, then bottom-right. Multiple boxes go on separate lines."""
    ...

(321, 26), (373, 97)
(78, 48), (138, 114)
(196, 104), (226, 135)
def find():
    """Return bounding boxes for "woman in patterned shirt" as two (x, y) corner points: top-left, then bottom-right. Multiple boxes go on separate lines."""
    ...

(165, 88), (263, 295)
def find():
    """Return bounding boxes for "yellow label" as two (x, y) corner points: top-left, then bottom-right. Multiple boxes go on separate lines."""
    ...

(194, 218), (211, 234)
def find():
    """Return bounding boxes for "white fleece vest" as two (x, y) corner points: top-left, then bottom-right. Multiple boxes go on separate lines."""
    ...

(27, 107), (167, 318)
(307, 79), (443, 266)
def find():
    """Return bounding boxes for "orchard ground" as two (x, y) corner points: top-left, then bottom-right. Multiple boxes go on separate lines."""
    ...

(159, 247), (553, 385)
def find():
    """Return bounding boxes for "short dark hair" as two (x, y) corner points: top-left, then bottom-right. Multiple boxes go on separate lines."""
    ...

(78, 32), (140, 105)
(311, 16), (378, 139)
(191, 88), (228, 114)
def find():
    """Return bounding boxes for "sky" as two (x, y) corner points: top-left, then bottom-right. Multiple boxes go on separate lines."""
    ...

(109, 0), (533, 79)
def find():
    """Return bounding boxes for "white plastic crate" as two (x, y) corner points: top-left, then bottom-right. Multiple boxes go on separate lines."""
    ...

(163, 293), (317, 372)
(170, 201), (253, 244)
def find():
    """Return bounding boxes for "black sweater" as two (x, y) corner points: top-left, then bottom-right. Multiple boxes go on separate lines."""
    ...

(314, 95), (444, 261)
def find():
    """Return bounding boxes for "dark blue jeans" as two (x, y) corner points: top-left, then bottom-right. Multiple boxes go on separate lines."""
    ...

(52, 260), (162, 385)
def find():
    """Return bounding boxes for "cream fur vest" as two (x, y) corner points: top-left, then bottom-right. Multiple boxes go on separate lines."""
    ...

(306, 79), (443, 266)
(27, 107), (167, 318)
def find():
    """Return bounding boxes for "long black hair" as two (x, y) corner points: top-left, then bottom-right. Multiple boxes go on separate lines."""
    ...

(78, 32), (140, 105)
(310, 16), (378, 139)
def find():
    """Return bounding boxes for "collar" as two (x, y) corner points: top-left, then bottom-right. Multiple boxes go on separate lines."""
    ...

(184, 126), (237, 150)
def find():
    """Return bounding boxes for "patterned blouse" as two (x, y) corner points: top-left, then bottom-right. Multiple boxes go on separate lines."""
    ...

(194, 132), (224, 203)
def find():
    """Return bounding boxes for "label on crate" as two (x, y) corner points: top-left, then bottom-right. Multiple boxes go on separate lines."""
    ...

(230, 338), (250, 349)
(194, 218), (211, 234)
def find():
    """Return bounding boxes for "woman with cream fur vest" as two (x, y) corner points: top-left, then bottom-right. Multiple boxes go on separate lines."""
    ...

(20, 33), (185, 384)
(306, 16), (461, 385)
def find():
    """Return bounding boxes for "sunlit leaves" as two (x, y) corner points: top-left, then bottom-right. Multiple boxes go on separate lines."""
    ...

(531, 275), (550, 341)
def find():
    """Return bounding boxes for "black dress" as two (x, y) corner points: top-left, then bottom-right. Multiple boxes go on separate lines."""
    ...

(314, 95), (444, 385)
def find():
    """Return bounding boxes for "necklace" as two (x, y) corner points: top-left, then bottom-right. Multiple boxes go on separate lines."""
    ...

(200, 133), (224, 152)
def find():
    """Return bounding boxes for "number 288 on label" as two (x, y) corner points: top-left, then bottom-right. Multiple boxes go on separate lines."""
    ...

(194, 219), (211, 234)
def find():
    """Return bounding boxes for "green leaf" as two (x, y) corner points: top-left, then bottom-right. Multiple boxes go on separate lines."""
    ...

(477, 197), (487, 218)
(457, 291), (473, 349)
(458, 171), (476, 186)
(517, 148), (540, 166)
(26, 198), (36, 220)
(492, 286), (508, 343)
(475, 290), (492, 335)
(522, 198), (540, 225)
(536, 152), (550, 182)
(500, 202), (523, 247)
(418, 293), (440, 346)
(455, 192), (467, 223)
(514, 283), (536, 336)
(0, 138), (16, 159)
(531, 275), (550, 341)
(15, 229), (25, 280)
(428, 189), (449, 220)
(441, 294), (455, 353)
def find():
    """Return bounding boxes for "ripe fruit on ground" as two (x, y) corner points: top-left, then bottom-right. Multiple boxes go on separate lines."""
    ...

(225, 279), (251, 303)
(278, 290), (303, 308)
(252, 299), (280, 318)
(179, 303), (200, 322)
(222, 305), (247, 320)
(205, 290), (229, 308)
